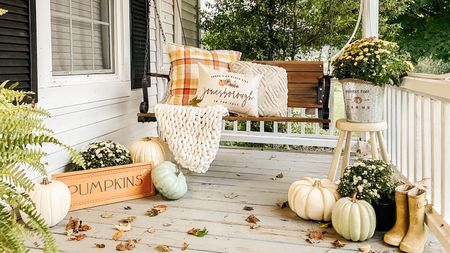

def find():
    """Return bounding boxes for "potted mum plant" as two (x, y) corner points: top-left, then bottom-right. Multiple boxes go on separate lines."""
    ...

(332, 37), (413, 123)
(73, 140), (132, 170)
(337, 159), (401, 231)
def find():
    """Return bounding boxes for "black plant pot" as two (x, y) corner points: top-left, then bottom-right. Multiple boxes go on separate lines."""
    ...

(373, 201), (396, 231)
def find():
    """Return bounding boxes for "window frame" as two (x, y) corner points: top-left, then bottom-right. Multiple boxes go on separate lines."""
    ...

(50, 0), (115, 76)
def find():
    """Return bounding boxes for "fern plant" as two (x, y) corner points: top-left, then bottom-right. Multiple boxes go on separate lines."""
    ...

(0, 81), (85, 252)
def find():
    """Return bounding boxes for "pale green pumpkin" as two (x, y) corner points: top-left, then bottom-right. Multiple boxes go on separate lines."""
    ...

(331, 193), (376, 241)
(152, 161), (187, 200)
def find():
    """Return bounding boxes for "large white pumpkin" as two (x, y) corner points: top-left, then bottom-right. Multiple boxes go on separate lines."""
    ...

(331, 194), (376, 241)
(20, 178), (71, 227)
(130, 137), (170, 166)
(288, 177), (339, 221)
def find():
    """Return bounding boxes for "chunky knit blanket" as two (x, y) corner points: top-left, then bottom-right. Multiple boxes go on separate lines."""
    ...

(155, 104), (228, 173)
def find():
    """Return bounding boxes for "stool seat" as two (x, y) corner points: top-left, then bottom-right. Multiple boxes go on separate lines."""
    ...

(328, 119), (389, 182)
(336, 119), (387, 132)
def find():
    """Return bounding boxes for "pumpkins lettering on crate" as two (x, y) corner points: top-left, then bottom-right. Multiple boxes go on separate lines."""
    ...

(20, 178), (71, 227)
(152, 161), (188, 200)
(288, 177), (339, 221)
(331, 192), (376, 241)
(130, 137), (171, 166)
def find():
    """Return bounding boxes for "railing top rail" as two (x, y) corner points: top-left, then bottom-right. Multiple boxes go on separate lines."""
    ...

(390, 85), (450, 103)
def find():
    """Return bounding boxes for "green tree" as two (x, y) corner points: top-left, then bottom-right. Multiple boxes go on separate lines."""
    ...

(387, 0), (450, 62)
(201, 0), (410, 60)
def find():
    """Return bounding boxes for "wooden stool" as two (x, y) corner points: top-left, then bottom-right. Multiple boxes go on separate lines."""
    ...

(327, 119), (389, 181)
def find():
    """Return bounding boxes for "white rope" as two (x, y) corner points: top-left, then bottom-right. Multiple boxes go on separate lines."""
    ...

(155, 104), (228, 173)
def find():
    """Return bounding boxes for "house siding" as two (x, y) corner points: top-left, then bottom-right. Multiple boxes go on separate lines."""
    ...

(34, 0), (182, 177)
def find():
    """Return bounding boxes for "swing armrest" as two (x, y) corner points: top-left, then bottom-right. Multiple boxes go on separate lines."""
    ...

(147, 72), (170, 80)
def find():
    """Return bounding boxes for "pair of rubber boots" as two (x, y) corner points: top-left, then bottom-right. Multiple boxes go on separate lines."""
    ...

(384, 185), (428, 253)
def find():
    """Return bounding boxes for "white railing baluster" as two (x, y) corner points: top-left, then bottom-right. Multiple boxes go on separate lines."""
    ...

(407, 93), (415, 181)
(287, 108), (292, 134)
(414, 95), (422, 182)
(300, 108), (305, 135)
(232, 120), (237, 132)
(329, 80), (335, 136)
(432, 100), (442, 212)
(441, 102), (450, 221)
(246, 120), (250, 132)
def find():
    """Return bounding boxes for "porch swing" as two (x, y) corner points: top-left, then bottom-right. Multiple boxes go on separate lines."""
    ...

(137, 0), (363, 129)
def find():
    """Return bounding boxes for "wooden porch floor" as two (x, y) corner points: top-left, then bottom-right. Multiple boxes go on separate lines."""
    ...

(46, 148), (442, 252)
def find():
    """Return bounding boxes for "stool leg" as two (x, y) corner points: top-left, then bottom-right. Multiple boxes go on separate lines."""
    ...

(377, 131), (389, 163)
(369, 131), (379, 160)
(341, 131), (352, 176)
(328, 130), (347, 181)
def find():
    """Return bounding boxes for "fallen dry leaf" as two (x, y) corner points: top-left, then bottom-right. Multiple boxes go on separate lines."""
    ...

(224, 192), (239, 199)
(124, 206), (132, 210)
(306, 230), (326, 244)
(249, 223), (260, 229)
(243, 206), (254, 211)
(68, 234), (86, 241)
(125, 239), (138, 250)
(146, 205), (167, 217)
(114, 222), (132, 231)
(246, 215), (260, 224)
(187, 227), (199, 235)
(65, 217), (82, 235)
(276, 172), (284, 178)
(157, 245), (172, 252)
(146, 227), (156, 233)
(331, 240), (346, 247)
(187, 227), (208, 237)
(79, 224), (91, 231)
(146, 208), (159, 217)
(119, 216), (136, 223)
(112, 230), (124, 241)
(100, 212), (114, 218)
(116, 243), (128, 251)
(359, 244), (372, 253)
(95, 243), (106, 248)
(181, 242), (189, 251)
(276, 201), (289, 209)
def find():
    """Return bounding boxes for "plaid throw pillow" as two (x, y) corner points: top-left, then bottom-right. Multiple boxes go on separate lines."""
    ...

(166, 44), (242, 105)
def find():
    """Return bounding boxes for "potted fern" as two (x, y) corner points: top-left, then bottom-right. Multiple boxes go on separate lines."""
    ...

(0, 81), (85, 252)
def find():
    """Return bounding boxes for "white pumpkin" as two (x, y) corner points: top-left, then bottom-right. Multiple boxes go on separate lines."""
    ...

(152, 161), (187, 200)
(331, 193), (376, 241)
(130, 137), (170, 166)
(20, 177), (71, 227)
(288, 177), (339, 221)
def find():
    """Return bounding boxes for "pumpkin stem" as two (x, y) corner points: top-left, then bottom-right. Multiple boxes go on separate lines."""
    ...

(175, 164), (181, 176)
(313, 180), (321, 187)
(143, 137), (156, 142)
(41, 177), (51, 185)
(351, 192), (357, 203)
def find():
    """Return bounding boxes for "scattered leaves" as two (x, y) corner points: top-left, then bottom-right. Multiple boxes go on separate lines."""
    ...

(146, 227), (156, 233)
(236, 173), (241, 177)
(276, 172), (283, 178)
(319, 222), (331, 229)
(331, 240), (346, 248)
(243, 206), (254, 211)
(276, 201), (289, 209)
(124, 206), (132, 210)
(119, 216), (136, 223)
(189, 96), (203, 107)
(224, 192), (239, 199)
(68, 234), (86, 241)
(65, 217), (82, 235)
(146, 204), (167, 217)
(306, 230), (326, 244)
(245, 215), (260, 224)
(101, 212), (114, 218)
(116, 239), (139, 251)
(116, 243), (128, 251)
(79, 224), (91, 231)
(95, 243), (106, 248)
(112, 230), (124, 241)
(114, 222), (132, 232)
(358, 244), (372, 253)
(157, 245), (172, 252)
(181, 242), (189, 251)
(249, 223), (260, 229)
(187, 227), (208, 237)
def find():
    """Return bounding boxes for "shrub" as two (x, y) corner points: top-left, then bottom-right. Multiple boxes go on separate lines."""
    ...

(414, 55), (450, 74)
(73, 140), (132, 170)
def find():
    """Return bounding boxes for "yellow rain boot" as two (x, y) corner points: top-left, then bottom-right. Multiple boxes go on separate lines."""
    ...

(399, 187), (428, 253)
(384, 184), (414, 246)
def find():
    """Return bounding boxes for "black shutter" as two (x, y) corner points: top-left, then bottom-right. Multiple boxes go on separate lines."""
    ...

(0, 0), (37, 99)
(130, 0), (149, 89)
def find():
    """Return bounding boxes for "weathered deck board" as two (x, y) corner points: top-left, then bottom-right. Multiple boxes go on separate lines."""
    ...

(43, 148), (443, 252)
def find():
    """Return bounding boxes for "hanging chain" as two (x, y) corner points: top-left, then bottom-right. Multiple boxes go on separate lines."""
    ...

(327, 0), (335, 75)
(175, 0), (187, 44)
(151, 0), (168, 43)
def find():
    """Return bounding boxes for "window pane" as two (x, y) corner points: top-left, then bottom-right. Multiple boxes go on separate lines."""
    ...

(72, 20), (93, 71)
(93, 0), (109, 23)
(71, 0), (92, 19)
(51, 17), (71, 72)
(94, 24), (111, 70)
(51, 0), (70, 15)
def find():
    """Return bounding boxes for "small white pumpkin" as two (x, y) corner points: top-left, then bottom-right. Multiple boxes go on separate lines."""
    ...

(130, 137), (170, 166)
(332, 193), (376, 241)
(20, 177), (71, 227)
(288, 177), (339, 221)
(152, 161), (187, 200)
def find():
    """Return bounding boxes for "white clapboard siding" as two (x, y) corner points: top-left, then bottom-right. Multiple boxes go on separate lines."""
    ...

(182, 0), (199, 46)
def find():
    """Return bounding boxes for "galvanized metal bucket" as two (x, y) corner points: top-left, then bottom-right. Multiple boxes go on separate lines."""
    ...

(340, 79), (385, 123)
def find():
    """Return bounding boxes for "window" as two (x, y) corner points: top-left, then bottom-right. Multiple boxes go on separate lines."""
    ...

(51, 0), (113, 75)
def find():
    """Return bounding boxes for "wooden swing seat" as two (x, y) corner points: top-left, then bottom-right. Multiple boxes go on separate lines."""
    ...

(138, 61), (332, 129)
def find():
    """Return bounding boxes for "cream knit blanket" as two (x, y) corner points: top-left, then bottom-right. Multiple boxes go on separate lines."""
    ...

(155, 104), (228, 173)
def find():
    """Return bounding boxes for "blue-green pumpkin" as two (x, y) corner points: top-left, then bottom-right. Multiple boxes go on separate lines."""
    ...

(152, 161), (187, 200)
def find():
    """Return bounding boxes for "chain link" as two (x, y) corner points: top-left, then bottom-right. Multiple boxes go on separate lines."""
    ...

(151, 0), (168, 43)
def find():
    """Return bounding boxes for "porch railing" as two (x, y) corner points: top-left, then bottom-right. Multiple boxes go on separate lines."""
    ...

(385, 84), (450, 250)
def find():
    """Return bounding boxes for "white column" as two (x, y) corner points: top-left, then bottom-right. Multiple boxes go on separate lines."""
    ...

(362, 0), (379, 38)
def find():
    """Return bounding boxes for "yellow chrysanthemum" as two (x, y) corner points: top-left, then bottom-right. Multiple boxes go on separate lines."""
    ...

(0, 8), (8, 16)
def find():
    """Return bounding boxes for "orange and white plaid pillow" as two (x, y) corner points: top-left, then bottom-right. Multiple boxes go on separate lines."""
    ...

(166, 44), (242, 105)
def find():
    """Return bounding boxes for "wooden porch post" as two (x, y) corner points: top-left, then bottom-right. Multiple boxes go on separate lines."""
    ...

(361, 0), (379, 38)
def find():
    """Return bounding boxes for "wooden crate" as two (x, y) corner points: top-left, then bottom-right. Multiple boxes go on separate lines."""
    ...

(53, 163), (155, 211)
